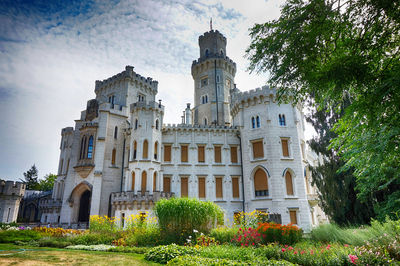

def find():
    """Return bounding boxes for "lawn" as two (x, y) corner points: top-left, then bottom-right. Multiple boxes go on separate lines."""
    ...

(0, 244), (159, 266)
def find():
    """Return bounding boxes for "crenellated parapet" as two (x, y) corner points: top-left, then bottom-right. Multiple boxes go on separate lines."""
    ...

(0, 180), (25, 197)
(61, 127), (73, 135)
(95, 65), (158, 95)
(191, 55), (236, 77)
(230, 85), (277, 117)
(162, 123), (238, 133)
(130, 101), (164, 114)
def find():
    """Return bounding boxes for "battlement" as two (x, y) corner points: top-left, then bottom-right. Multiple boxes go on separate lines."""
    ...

(163, 123), (238, 133)
(231, 85), (276, 105)
(99, 102), (128, 115)
(61, 127), (74, 135)
(192, 54), (236, 67)
(0, 180), (26, 197)
(130, 101), (165, 113)
(95, 65), (158, 94)
(199, 30), (227, 44)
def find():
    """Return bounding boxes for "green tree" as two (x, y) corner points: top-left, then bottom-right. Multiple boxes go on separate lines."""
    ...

(21, 164), (40, 190)
(38, 173), (57, 191)
(246, 0), (400, 220)
(307, 101), (375, 225)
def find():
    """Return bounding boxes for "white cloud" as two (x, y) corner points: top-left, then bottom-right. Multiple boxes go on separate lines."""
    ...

(0, 0), (313, 182)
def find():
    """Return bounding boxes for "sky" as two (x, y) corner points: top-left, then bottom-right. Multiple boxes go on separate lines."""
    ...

(0, 0), (314, 182)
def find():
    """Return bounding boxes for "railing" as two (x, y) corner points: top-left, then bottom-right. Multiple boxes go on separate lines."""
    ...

(111, 191), (174, 204)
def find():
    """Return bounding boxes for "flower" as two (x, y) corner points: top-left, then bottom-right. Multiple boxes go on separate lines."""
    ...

(348, 254), (358, 264)
(282, 248), (286, 252)
(193, 229), (198, 233)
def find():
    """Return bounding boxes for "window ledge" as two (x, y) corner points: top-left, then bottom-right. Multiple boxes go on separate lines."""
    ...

(178, 163), (191, 166)
(251, 158), (267, 163)
(252, 197), (272, 201)
(109, 166), (119, 169)
(229, 163), (241, 166)
(285, 196), (298, 199)
(195, 163), (208, 166)
(231, 199), (242, 202)
(214, 200), (226, 203)
(138, 159), (151, 162)
(281, 157), (294, 161)
(212, 163), (225, 166)
(162, 163), (173, 166)
(129, 160), (138, 163)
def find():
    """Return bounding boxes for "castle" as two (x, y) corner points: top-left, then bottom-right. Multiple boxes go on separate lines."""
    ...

(40, 29), (325, 231)
(0, 180), (25, 223)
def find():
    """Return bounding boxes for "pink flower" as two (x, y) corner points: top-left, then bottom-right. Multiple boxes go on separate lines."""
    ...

(285, 245), (288, 248)
(288, 246), (294, 251)
(326, 245), (331, 250)
(245, 243), (248, 247)
(300, 251), (305, 255)
(310, 250), (314, 255)
(282, 248), (286, 252)
(348, 254), (358, 264)
(294, 251), (298, 254)
(344, 244), (349, 247)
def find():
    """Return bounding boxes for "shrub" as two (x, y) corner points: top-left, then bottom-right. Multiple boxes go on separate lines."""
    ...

(144, 244), (198, 264)
(0, 229), (41, 243)
(231, 227), (262, 247)
(33, 227), (85, 237)
(69, 232), (116, 245)
(256, 223), (302, 245)
(167, 255), (295, 265)
(125, 225), (162, 247)
(38, 237), (72, 248)
(0, 222), (18, 230)
(154, 197), (223, 244)
(89, 215), (120, 234)
(110, 246), (150, 254)
(209, 226), (237, 244)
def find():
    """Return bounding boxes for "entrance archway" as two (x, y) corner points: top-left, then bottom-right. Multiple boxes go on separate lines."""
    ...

(78, 190), (91, 222)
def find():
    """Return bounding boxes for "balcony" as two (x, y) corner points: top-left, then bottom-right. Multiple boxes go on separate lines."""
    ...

(74, 159), (95, 178)
(111, 191), (174, 210)
(307, 193), (319, 206)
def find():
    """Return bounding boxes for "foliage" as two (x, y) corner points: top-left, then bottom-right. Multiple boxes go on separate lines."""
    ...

(0, 222), (19, 230)
(65, 244), (115, 251)
(154, 197), (223, 244)
(124, 212), (157, 231)
(195, 234), (218, 247)
(0, 229), (41, 243)
(307, 103), (375, 225)
(246, 0), (400, 220)
(21, 164), (40, 190)
(38, 237), (72, 248)
(89, 215), (119, 234)
(38, 173), (57, 191)
(167, 255), (295, 266)
(209, 226), (237, 244)
(110, 246), (150, 254)
(69, 232), (117, 245)
(231, 227), (261, 247)
(144, 244), (198, 264)
(233, 210), (268, 228)
(33, 227), (85, 237)
(256, 223), (302, 245)
(125, 225), (161, 247)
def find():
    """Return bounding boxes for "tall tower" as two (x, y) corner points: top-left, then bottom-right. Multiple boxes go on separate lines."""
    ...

(191, 30), (236, 126)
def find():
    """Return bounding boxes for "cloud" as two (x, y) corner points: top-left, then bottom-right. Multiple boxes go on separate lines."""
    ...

(0, 0), (300, 181)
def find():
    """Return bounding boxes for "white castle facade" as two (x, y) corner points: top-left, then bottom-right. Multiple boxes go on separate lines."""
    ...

(41, 30), (325, 231)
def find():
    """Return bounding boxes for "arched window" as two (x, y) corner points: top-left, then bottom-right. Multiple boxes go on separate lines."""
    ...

(220, 49), (224, 56)
(79, 137), (85, 159)
(133, 141), (137, 160)
(285, 171), (294, 195)
(114, 126), (118, 139)
(143, 140), (148, 159)
(153, 171), (157, 191)
(204, 118), (208, 125)
(256, 116), (260, 128)
(279, 114), (286, 126)
(131, 172), (135, 191)
(205, 95), (208, 103)
(154, 141), (158, 160)
(135, 119), (138, 130)
(141, 171), (147, 192)
(254, 168), (268, 197)
(155, 119), (159, 130)
(87, 136), (94, 159)
(202, 96), (204, 104)
(251, 117), (255, 128)
(59, 159), (64, 175)
(205, 48), (209, 57)
(111, 148), (116, 165)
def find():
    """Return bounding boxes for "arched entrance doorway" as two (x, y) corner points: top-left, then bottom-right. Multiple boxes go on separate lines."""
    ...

(68, 181), (92, 224)
(78, 190), (91, 222)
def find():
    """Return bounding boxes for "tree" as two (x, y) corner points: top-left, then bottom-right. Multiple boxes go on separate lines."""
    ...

(38, 174), (57, 191)
(21, 164), (40, 190)
(246, 0), (400, 220)
(307, 100), (375, 225)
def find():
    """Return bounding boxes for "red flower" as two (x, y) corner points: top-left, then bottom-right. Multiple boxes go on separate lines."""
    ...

(282, 248), (286, 252)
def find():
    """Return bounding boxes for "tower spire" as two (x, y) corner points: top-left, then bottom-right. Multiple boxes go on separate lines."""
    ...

(210, 18), (212, 31)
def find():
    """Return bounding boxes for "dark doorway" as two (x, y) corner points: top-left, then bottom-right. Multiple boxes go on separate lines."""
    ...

(78, 190), (91, 222)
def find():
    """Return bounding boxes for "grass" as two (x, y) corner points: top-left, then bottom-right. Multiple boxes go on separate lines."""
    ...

(0, 244), (159, 265)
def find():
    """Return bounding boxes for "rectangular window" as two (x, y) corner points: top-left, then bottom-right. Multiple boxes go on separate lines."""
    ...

(198, 145), (205, 163)
(289, 210), (298, 224)
(232, 177), (239, 198)
(164, 144), (171, 162)
(163, 177), (171, 193)
(181, 177), (188, 197)
(181, 145), (188, 162)
(281, 139), (289, 157)
(301, 141), (305, 159)
(214, 145), (221, 163)
(252, 140), (264, 159)
(198, 176), (206, 198)
(215, 176), (223, 198)
(230, 146), (238, 163)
